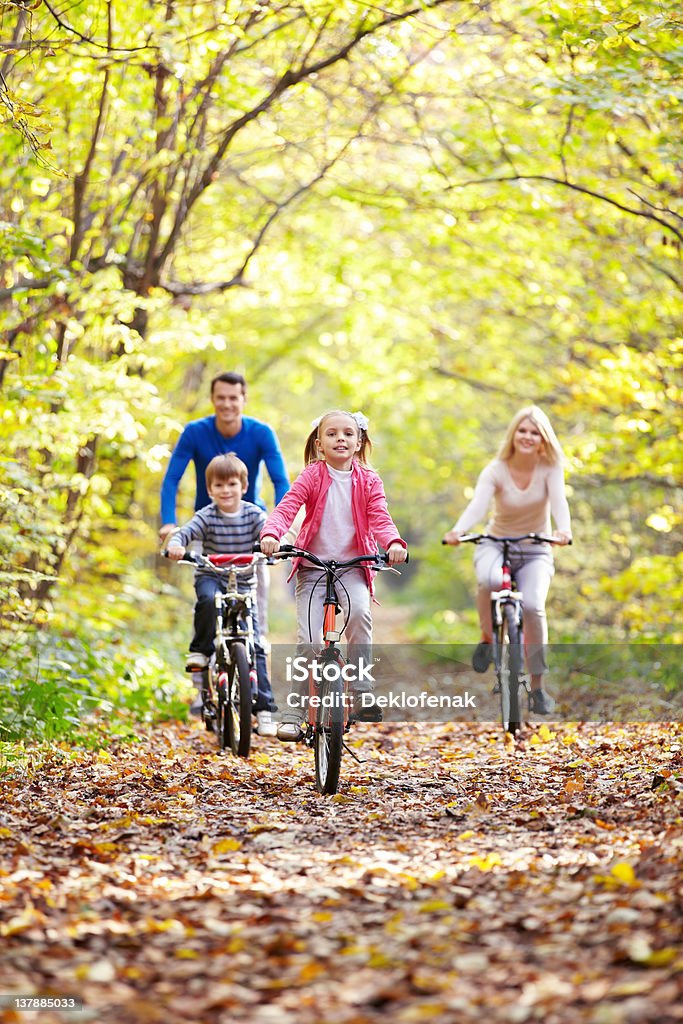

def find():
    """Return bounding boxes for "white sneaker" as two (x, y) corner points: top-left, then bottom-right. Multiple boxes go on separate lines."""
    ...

(256, 711), (277, 737)
(277, 721), (304, 742)
(186, 652), (209, 671)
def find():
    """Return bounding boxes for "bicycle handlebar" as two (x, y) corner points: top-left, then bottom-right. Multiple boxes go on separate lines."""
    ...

(442, 533), (571, 546)
(163, 549), (268, 572)
(268, 544), (407, 570)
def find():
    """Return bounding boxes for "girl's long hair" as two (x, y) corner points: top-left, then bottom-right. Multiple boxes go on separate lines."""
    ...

(497, 406), (564, 465)
(304, 411), (373, 466)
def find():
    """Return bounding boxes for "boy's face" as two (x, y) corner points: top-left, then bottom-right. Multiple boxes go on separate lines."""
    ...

(208, 475), (246, 514)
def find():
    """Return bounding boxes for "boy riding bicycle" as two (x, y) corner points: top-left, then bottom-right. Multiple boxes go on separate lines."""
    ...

(165, 453), (277, 736)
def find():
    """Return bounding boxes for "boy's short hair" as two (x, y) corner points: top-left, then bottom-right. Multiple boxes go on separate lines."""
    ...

(206, 453), (248, 490)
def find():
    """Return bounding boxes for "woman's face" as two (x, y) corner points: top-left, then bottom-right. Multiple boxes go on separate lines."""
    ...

(513, 417), (543, 456)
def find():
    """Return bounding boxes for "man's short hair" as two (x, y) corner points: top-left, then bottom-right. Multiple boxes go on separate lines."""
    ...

(205, 453), (248, 490)
(210, 371), (247, 395)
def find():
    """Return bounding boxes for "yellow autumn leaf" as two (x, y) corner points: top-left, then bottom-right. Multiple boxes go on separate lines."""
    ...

(418, 899), (452, 913)
(537, 723), (556, 742)
(212, 837), (242, 854)
(175, 948), (199, 959)
(610, 862), (637, 885)
(469, 853), (502, 871)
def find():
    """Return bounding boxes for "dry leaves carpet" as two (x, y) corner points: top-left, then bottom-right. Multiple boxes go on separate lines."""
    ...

(1, 719), (681, 1024)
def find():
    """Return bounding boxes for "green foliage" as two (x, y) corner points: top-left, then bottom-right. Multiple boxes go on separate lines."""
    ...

(0, 0), (680, 748)
(0, 625), (189, 744)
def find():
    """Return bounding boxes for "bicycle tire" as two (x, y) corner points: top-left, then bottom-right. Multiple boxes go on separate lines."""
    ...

(314, 672), (345, 795)
(225, 642), (253, 758)
(215, 669), (229, 751)
(500, 605), (523, 735)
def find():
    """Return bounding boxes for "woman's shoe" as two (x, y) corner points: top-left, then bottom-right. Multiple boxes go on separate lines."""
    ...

(529, 689), (556, 715)
(472, 641), (492, 673)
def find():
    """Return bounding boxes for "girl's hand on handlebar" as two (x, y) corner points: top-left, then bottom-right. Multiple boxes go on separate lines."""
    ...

(552, 531), (572, 546)
(442, 529), (463, 546)
(386, 543), (407, 565)
(165, 544), (186, 561)
(260, 536), (280, 557)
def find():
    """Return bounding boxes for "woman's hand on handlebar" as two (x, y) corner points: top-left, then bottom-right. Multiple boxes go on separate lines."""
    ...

(552, 531), (572, 546)
(442, 529), (463, 546)
(260, 536), (280, 557)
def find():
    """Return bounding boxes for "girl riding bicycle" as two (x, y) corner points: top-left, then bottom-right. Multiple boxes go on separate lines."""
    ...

(260, 410), (408, 741)
(443, 406), (572, 714)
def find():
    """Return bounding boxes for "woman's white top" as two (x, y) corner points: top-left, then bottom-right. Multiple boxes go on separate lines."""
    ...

(454, 459), (571, 537)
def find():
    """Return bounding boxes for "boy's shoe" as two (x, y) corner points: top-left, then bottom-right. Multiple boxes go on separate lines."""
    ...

(256, 711), (277, 737)
(472, 642), (492, 673)
(277, 721), (304, 742)
(350, 693), (383, 724)
(190, 693), (203, 718)
(186, 652), (209, 671)
(529, 689), (556, 715)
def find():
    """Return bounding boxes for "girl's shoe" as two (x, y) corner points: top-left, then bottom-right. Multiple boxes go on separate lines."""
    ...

(277, 721), (304, 742)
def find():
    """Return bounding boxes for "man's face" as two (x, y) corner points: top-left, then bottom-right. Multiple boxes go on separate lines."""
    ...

(212, 382), (245, 433)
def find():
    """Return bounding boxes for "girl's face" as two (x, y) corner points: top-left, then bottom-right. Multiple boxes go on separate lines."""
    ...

(316, 414), (361, 470)
(208, 475), (246, 513)
(512, 417), (544, 457)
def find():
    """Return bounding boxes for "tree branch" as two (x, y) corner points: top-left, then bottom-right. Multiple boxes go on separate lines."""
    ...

(447, 173), (683, 244)
(157, 0), (456, 269)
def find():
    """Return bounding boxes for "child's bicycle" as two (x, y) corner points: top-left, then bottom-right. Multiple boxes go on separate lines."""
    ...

(445, 533), (568, 735)
(272, 544), (403, 794)
(167, 549), (266, 758)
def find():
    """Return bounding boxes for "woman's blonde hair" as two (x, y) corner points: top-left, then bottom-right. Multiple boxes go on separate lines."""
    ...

(304, 411), (372, 466)
(497, 406), (564, 465)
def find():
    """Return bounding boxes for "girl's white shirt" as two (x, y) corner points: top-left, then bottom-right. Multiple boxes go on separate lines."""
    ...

(455, 459), (571, 537)
(307, 464), (358, 561)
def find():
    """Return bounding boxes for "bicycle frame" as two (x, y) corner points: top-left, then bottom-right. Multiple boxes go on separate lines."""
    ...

(272, 545), (398, 794)
(168, 550), (263, 756)
(449, 533), (562, 735)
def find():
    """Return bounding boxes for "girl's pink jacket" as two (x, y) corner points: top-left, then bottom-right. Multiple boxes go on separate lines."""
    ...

(261, 460), (406, 590)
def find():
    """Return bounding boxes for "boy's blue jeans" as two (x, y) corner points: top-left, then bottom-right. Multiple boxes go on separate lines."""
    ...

(190, 576), (275, 713)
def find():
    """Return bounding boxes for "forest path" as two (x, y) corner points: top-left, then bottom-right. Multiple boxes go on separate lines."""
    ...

(1, 716), (681, 1023)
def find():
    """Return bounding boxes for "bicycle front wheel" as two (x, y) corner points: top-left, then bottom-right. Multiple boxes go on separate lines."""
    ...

(499, 606), (523, 735)
(314, 674), (345, 795)
(225, 642), (253, 758)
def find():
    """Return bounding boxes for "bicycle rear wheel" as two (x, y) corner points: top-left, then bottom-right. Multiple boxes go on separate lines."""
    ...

(225, 642), (253, 758)
(314, 673), (345, 795)
(498, 606), (523, 735)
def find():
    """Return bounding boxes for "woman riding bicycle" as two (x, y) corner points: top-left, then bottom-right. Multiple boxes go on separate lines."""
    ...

(443, 406), (572, 714)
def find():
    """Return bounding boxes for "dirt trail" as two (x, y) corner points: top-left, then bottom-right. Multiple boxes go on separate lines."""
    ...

(1, 714), (681, 1024)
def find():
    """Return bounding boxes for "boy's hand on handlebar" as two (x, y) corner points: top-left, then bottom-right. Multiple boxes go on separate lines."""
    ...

(165, 544), (186, 561)
(260, 536), (280, 557)
(442, 529), (463, 546)
(386, 543), (407, 565)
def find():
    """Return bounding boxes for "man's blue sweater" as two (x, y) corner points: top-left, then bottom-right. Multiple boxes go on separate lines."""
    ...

(160, 415), (289, 524)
